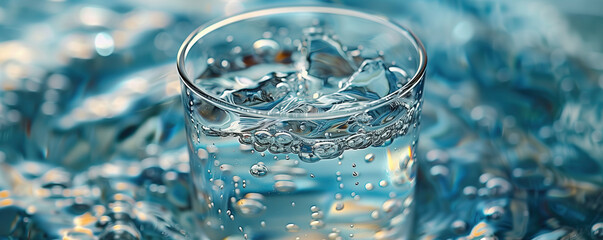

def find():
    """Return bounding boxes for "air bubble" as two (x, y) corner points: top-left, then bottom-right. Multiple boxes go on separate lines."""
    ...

(286, 223), (300, 232)
(274, 181), (296, 192)
(310, 220), (325, 229)
(313, 142), (342, 159)
(463, 186), (477, 199)
(253, 39), (279, 56)
(484, 206), (504, 220)
(274, 132), (293, 146)
(311, 211), (324, 219)
(347, 134), (368, 148)
(364, 153), (375, 162)
(220, 60), (230, 68)
(250, 163), (268, 177)
(591, 223), (603, 239)
(371, 210), (380, 219)
(485, 177), (512, 197)
(451, 220), (468, 234)
(254, 131), (273, 145)
(379, 180), (388, 187)
(365, 183), (374, 191)
(382, 199), (401, 213)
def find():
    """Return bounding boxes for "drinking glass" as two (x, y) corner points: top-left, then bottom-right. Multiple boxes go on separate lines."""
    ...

(177, 6), (426, 239)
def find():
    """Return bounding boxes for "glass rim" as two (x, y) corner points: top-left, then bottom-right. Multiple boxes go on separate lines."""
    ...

(177, 6), (427, 120)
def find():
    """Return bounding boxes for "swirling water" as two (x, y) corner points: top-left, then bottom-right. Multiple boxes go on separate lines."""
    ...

(0, 0), (602, 239)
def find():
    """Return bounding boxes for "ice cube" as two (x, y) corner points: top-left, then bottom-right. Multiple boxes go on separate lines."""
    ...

(339, 59), (397, 98)
(219, 72), (295, 110)
(299, 28), (356, 91)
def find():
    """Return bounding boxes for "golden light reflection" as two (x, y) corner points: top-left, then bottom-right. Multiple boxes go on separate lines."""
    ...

(0, 198), (13, 206)
(93, 205), (106, 216)
(73, 212), (97, 226)
(386, 146), (412, 172)
(113, 193), (127, 201)
(468, 222), (487, 239)
(115, 182), (128, 191)
(387, 148), (395, 172)
(0, 190), (10, 198)
(26, 206), (37, 215)
(61, 226), (94, 240)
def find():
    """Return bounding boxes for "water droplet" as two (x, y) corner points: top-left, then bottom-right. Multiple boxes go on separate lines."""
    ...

(253, 39), (280, 56)
(261, 221), (266, 227)
(352, 172), (358, 177)
(274, 181), (296, 192)
(311, 206), (320, 212)
(463, 186), (477, 199)
(313, 142), (342, 159)
(335, 202), (344, 211)
(311, 211), (324, 219)
(310, 173), (315, 178)
(335, 193), (342, 200)
(285, 223), (300, 232)
(275, 132), (293, 146)
(310, 220), (325, 229)
(591, 223), (603, 239)
(197, 149), (209, 160)
(451, 220), (468, 234)
(365, 183), (374, 191)
(382, 199), (401, 213)
(379, 180), (388, 187)
(291, 202), (296, 207)
(219, 164), (234, 174)
(485, 177), (512, 197)
(364, 153), (375, 162)
(484, 206), (505, 220)
(352, 163), (356, 168)
(220, 60), (230, 68)
(371, 210), (380, 219)
(298, 144), (319, 163)
(250, 163), (268, 177)
(254, 131), (273, 145)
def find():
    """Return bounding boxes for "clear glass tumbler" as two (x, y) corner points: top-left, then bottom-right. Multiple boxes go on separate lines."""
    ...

(177, 6), (426, 240)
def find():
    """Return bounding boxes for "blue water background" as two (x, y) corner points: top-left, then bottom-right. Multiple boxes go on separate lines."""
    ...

(0, 0), (602, 239)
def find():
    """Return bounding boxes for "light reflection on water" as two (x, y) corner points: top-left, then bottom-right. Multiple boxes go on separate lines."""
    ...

(0, 0), (602, 239)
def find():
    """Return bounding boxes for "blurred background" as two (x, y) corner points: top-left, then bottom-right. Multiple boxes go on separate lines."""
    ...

(0, 0), (602, 239)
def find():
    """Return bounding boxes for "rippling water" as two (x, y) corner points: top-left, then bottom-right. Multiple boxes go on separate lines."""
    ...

(0, 0), (602, 239)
